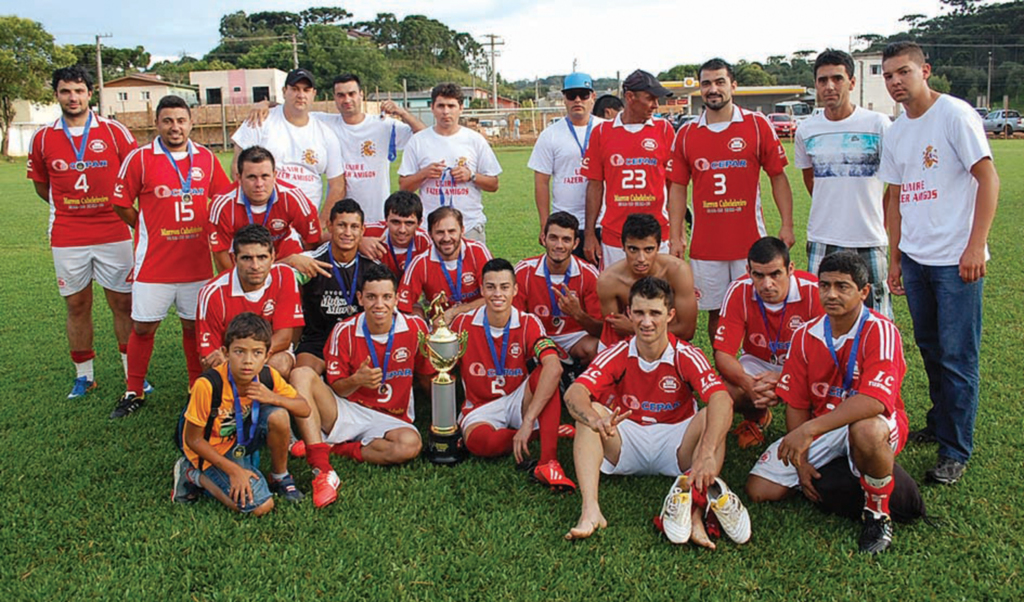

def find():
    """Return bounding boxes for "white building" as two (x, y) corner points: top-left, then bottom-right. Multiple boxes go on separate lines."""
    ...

(100, 74), (198, 117)
(5, 100), (61, 157)
(851, 52), (902, 118)
(189, 69), (288, 106)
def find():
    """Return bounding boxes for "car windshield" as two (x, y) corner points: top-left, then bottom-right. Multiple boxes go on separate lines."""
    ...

(771, 115), (792, 122)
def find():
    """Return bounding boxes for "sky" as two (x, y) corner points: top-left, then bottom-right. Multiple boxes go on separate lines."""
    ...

(7, 0), (952, 81)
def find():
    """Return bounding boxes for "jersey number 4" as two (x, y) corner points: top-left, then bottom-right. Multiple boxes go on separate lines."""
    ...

(621, 169), (648, 190)
(74, 174), (89, 193)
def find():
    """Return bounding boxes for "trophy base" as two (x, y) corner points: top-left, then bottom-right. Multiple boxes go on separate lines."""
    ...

(426, 430), (465, 466)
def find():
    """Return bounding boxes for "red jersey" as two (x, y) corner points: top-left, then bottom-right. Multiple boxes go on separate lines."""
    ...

(113, 140), (232, 283)
(363, 221), (432, 278)
(196, 265), (304, 357)
(580, 116), (675, 247)
(208, 180), (319, 260)
(398, 239), (492, 313)
(513, 255), (601, 339)
(577, 335), (727, 425)
(324, 312), (434, 422)
(26, 113), (136, 247)
(452, 307), (558, 413)
(713, 271), (824, 364)
(667, 108), (788, 260)
(776, 308), (908, 436)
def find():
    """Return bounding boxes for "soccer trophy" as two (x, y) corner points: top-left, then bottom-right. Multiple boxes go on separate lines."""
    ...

(418, 293), (469, 465)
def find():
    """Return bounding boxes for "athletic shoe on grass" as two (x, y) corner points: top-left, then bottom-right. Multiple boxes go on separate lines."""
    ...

(731, 410), (772, 449)
(706, 477), (751, 544)
(171, 456), (200, 504)
(110, 391), (144, 419)
(859, 511), (893, 554)
(926, 455), (966, 485)
(531, 460), (577, 492)
(269, 474), (305, 502)
(68, 376), (97, 399)
(312, 470), (340, 508)
(660, 474), (692, 544)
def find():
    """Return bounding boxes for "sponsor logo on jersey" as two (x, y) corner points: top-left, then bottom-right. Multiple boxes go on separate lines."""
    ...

(728, 137), (747, 152)
(659, 376), (680, 393)
(750, 333), (767, 348)
(509, 342), (523, 358)
(52, 159), (69, 172)
(581, 156), (591, 169)
(393, 347), (410, 363)
(621, 394), (641, 410)
(641, 138), (658, 152)
(361, 140), (376, 157)
(868, 369), (895, 395)
(788, 316), (803, 330)
(811, 382), (830, 398)
(271, 218), (287, 231)
(710, 160), (748, 169)
(610, 154), (625, 167)
(155, 185), (172, 199)
(625, 157), (657, 166)
(694, 158), (711, 171)
(328, 361), (340, 374)
(534, 304), (550, 317)
(302, 149), (319, 165)
(262, 299), (276, 315)
(88, 139), (107, 153)
(469, 362), (486, 377)
(922, 145), (938, 169)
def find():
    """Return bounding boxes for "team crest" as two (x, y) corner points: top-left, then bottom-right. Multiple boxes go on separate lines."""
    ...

(694, 158), (711, 172)
(361, 140), (376, 157)
(271, 219), (287, 231)
(728, 138), (747, 152)
(393, 347), (410, 362)
(641, 138), (658, 152)
(788, 316), (803, 330)
(457, 157), (469, 168)
(693, 287), (702, 301)
(57, 277), (67, 288)
(88, 139), (107, 153)
(509, 343), (522, 358)
(262, 299), (276, 315)
(659, 376), (680, 393)
(462, 273), (475, 285)
(190, 167), (205, 180)
(922, 145), (938, 169)
(52, 159), (69, 172)
(610, 154), (625, 167)
(303, 149), (319, 165)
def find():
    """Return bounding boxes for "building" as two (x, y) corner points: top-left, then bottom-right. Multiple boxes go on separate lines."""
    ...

(851, 52), (902, 117)
(368, 87), (519, 110)
(666, 82), (811, 116)
(189, 69), (289, 106)
(4, 100), (61, 157)
(100, 74), (198, 117)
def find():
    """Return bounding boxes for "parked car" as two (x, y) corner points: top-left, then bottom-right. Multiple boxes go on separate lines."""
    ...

(983, 109), (1022, 135)
(975, 106), (989, 118)
(767, 113), (798, 137)
(673, 114), (699, 130)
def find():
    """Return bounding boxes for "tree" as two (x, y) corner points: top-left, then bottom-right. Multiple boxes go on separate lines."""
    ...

(301, 25), (393, 95)
(929, 73), (952, 93)
(658, 64), (701, 81)
(69, 44), (151, 81)
(735, 61), (775, 86)
(0, 17), (74, 157)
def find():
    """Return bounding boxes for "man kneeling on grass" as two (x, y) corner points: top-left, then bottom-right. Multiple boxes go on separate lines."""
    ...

(173, 312), (310, 515)
(564, 276), (750, 548)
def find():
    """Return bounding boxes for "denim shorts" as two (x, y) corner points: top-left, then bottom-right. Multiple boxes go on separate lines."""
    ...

(200, 406), (283, 513)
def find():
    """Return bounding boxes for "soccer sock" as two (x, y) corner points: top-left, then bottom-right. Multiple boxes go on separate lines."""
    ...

(464, 424), (516, 458)
(119, 343), (129, 378)
(71, 350), (96, 381)
(306, 443), (333, 474)
(181, 328), (202, 386)
(126, 331), (156, 394)
(861, 473), (895, 518)
(330, 441), (364, 463)
(537, 388), (561, 465)
(271, 472), (289, 482)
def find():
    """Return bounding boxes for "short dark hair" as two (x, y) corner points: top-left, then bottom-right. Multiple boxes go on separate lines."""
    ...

(747, 236), (790, 266)
(699, 58), (735, 82)
(333, 73), (361, 89)
(224, 312), (273, 350)
(237, 145), (276, 172)
(481, 258), (515, 280)
(628, 276), (674, 311)
(156, 95), (191, 118)
(52, 66), (93, 93)
(814, 49), (855, 79)
(544, 211), (579, 237)
(593, 94), (623, 117)
(621, 213), (662, 246)
(329, 198), (364, 225)
(359, 261), (398, 292)
(427, 206), (463, 232)
(384, 191), (423, 222)
(882, 41), (927, 65)
(818, 250), (870, 289)
(431, 82), (463, 104)
(232, 223), (275, 255)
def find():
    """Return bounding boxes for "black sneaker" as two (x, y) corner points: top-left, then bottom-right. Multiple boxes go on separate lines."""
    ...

(110, 391), (145, 419)
(908, 428), (937, 444)
(926, 456), (967, 485)
(859, 511), (893, 554)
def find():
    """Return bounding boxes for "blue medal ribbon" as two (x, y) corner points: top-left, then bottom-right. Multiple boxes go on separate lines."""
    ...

(157, 137), (194, 199)
(241, 189), (276, 226)
(565, 116), (594, 159)
(436, 245), (464, 303)
(387, 231), (415, 276)
(329, 245), (360, 306)
(227, 369), (260, 451)
(387, 122), (398, 162)
(543, 260), (572, 319)
(61, 112), (93, 170)
(437, 167), (456, 207)
(483, 310), (511, 380)
(755, 292), (789, 359)
(362, 314), (396, 392)
(823, 308), (871, 396)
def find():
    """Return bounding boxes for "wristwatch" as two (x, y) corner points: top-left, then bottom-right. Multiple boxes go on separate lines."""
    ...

(469, 173), (477, 183)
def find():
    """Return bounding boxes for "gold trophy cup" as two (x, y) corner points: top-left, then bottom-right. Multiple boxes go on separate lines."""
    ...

(417, 293), (469, 465)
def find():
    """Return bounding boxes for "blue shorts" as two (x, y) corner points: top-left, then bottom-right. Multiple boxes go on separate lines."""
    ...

(200, 406), (283, 513)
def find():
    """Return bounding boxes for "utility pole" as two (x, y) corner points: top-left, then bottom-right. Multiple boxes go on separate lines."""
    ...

(986, 50), (993, 108)
(482, 34), (504, 109)
(291, 34), (299, 69)
(95, 33), (112, 116)
(572, 58), (578, 73)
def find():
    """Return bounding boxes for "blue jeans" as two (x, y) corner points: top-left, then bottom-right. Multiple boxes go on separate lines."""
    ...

(901, 255), (983, 464)
(200, 406), (283, 513)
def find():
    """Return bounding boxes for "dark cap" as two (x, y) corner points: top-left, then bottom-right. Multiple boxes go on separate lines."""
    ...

(285, 69), (316, 88)
(622, 69), (672, 98)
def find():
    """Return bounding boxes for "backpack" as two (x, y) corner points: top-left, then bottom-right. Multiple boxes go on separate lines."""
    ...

(174, 366), (275, 469)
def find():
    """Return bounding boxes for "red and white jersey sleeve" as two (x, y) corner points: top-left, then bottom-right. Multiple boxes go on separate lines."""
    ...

(324, 312), (434, 422)
(26, 114), (136, 247)
(667, 109), (789, 261)
(577, 336), (725, 425)
(453, 308), (557, 412)
(364, 221), (432, 279)
(514, 255), (601, 338)
(397, 240), (492, 313)
(580, 117), (674, 246)
(207, 180), (319, 259)
(114, 141), (231, 283)
(713, 271), (824, 362)
(776, 309), (908, 429)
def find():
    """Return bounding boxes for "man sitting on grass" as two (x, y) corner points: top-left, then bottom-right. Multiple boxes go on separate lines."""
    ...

(173, 312), (310, 515)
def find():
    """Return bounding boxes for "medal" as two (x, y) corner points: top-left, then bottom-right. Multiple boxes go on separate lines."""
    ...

(329, 244), (360, 306)
(543, 259), (572, 327)
(181, 192), (193, 204)
(157, 136), (195, 207)
(552, 316), (563, 328)
(484, 309), (511, 389)
(363, 314), (396, 398)
(227, 369), (260, 459)
(495, 376), (506, 387)
(232, 445), (247, 459)
(770, 354), (781, 366)
(62, 112), (93, 175)
(74, 161), (87, 172)
(378, 384), (391, 397)
(437, 245), (464, 304)
(437, 167), (457, 207)
(823, 308), (871, 398)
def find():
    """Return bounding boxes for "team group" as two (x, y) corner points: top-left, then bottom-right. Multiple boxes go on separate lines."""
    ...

(27, 41), (997, 554)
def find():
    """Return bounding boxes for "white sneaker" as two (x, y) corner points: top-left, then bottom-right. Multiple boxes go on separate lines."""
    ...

(707, 477), (751, 544)
(660, 474), (692, 544)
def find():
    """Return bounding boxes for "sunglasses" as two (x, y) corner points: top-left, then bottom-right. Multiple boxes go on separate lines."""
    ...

(564, 90), (592, 101)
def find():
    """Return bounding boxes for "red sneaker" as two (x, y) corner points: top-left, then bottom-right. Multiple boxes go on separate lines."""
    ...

(289, 440), (307, 458)
(312, 470), (340, 508)
(532, 460), (577, 492)
(557, 424), (576, 439)
(731, 410), (773, 449)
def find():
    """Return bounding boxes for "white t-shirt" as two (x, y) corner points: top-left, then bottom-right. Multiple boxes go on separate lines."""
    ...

(398, 126), (502, 230)
(316, 112), (413, 223)
(232, 106), (344, 208)
(794, 106), (891, 247)
(878, 95), (992, 266)
(527, 116), (605, 222)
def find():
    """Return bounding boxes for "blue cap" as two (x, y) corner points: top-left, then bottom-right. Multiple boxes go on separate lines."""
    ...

(562, 72), (594, 92)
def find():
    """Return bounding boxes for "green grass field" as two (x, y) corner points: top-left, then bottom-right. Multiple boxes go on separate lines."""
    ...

(1, 142), (1022, 601)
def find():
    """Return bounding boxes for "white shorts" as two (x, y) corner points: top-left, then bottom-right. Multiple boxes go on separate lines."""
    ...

(459, 380), (539, 431)
(52, 240), (133, 296)
(600, 416), (694, 477)
(464, 223), (487, 244)
(738, 354), (782, 377)
(323, 394), (417, 446)
(551, 331), (588, 355)
(749, 412), (901, 487)
(601, 240), (671, 269)
(131, 280), (206, 322)
(691, 259), (747, 311)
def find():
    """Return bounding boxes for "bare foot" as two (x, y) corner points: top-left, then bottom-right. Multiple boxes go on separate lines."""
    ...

(689, 507), (716, 550)
(565, 511), (608, 541)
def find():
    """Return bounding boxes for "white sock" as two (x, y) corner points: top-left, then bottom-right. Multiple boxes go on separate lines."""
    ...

(121, 352), (129, 378)
(271, 472), (289, 482)
(75, 359), (95, 381)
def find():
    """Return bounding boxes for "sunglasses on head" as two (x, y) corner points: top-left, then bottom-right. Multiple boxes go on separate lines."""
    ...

(564, 90), (592, 101)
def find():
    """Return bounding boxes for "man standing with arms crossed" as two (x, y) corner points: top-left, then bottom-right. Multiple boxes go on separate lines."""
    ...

(879, 41), (999, 485)
(667, 58), (794, 343)
(27, 66), (138, 399)
(795, 49), (895, 318)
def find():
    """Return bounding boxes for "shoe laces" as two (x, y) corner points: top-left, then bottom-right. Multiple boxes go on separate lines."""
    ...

(710, 491), (743, 527)
(664, 488), (688, 519)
